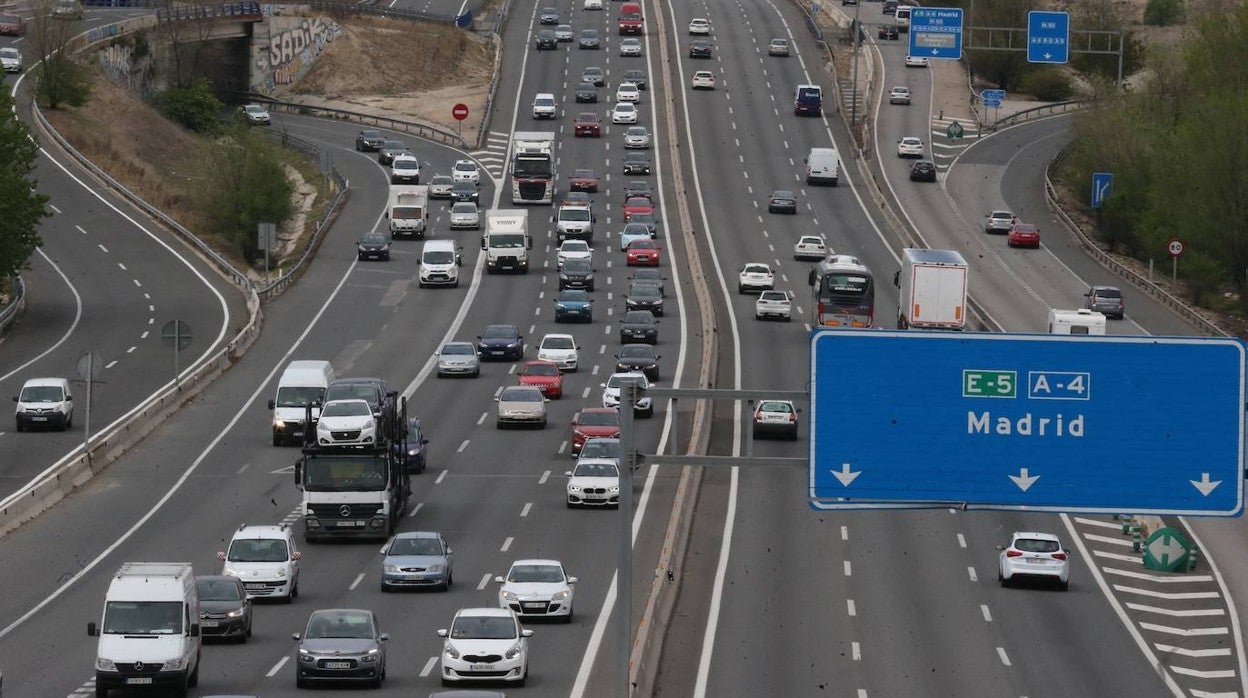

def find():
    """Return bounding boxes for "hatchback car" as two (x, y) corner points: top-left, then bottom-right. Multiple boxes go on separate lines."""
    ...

(619, 37), (643, 56)
(768, 190), (798, 214)
(51, 0), (83, 19)
(196, 575), (252, 643)
(429, 175), (455, 198)
(582, 66), (606, 86)
(626, 239), (661, 266)
(452, 159), (480, 184)
(889, 86), (911, 104)
(557, 240), (593, 268)
(378, 139), (408, 165)
(555, 23), (573, 41)
(574, 112), (602, 138)
(495, 386), (548, 428)
(436, 608), (532, 687)
(569, 407), (620, 454)
(554, 289), (594, 323)
(315, 399), (378, 447)
(579, 436), (622, 463)
(689, 40), (712, 58)
(1007, 222), (1041, 249)
(624, 282), (664, 316)
(0, 47), (23, 73)
(616, 82), (641, 103)
(622, 68), (648, 90)
(294, 609), (387, 688)
(753, 399), (799, 440)
(539, 6), (560, 23)
(450, 202), (480, 230)
(629, 268), (666, 296)
(240, 104), (271, 125)
(619, 310), (659, 344)
(897, 136), (924, 158)
(381, 531), (453, 591)
(905, 54), (929, 68)
(601, 371), (654, 416)
(793, 235), (829, 260)
(738, 263), (775, 293)
(623, 151), (652, 175)
(624, 126), (651, 148)
(985, 210), (1015, 234)
(559, 258), (596, 291)
(575, 82), (599, 103)
(534, 29), (558, 49)
(356, 231), (391, 261)
(622, 196), (654, 221)
(579, 28), (601, 49)
(615, 344), (661, 380)
(628, 212), (659, 234)
(879, 24), (899, 40)
(755, 290), (793, 321)
(570, 168), (600, 192)
(623, 180), (654, 199)
(518, 360), (564, 398)
(768, 38), (790, 56)
(688, 17), (710, 34)
(496, 559), (577, 621)
(909, 160), (937, 182)
(537, 333), (580, 371)
(395, 416), (430, 473)
(691, 71), (716, 89)
(437, 341), (481, 377)
(451, 181), (480, 203)
(0, 14), (24, 35)
(998, 532), (1070, 590)
(619, 222), (653, 251)
(1083, 285), (1124, 319)
(477, 324), (525, 361)
(612, 102), (638, 124)
(566, 459), (621, 507)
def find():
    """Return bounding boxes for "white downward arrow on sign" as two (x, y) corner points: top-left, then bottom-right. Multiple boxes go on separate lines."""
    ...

(1190, 472), (1222, 496)
(1043, 52), (1053, 60)
(832, 462), (860, 487)
(930, 48), (938, 56)
(1009, 467), (1039, 492)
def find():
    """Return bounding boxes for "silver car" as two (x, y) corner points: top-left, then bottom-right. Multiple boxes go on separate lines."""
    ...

(429, 175), (455, 199)
(436, 342), (480, 378)
(293, 609), (388, 688)
(0, 47), (22, 73)
(620, 37), (643, 56)
(496, 385), (549, 428)
(623, 126), (651, 149)
(555, 24), (573, 41)
(449, 202), (480, 230)
(380, 531), (453, 591)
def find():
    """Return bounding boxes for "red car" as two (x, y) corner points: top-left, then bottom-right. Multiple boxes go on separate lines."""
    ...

(623, 195), (654, 222)
(575, 112), (602, 137)
(0, 14), (25, 35)
(570, 407), (621, 454)
(570, 169), (600, 192)
(518, 360), (564, 398)
(1007, 222), (1040, 249)
(626, 239), (662, 266)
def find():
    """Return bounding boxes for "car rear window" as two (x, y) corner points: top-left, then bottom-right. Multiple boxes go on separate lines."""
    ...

(1015, 538), (1060, 553)
(1096, 288), (1122, 298)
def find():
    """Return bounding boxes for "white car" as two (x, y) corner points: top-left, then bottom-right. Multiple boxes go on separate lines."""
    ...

(753, 399), (799, 440)
(583, 0), (602, 9)
(737, 263), (775, 293)
(315, 399), (378, 447)
(565, 458), (620, 508)
(437, 608), (532, 686)
(905, 54), (929, 68)
(755, 290), (793, 321)
(619, 37), (643, 56)
(889, 86), (911, 104)
(897, 136), (924, 158)
(691, 70), (716, 89)
(601, 371), (653, 416)
(688, 17), (710, 34)
(616, 82), (641, 103)
(611, 102), (638, 124)
(240, 103), (271, 125)
(452, 159), (481, 184)
(618, 222), (652, 251)
(218, 524), (301, 601)
(532, 92), (557, 119)
(496, 385), (548, 428)
(999, 531), (1071, 590)
(623, 126), (651, 149)
(537, 333), (580, 371)
(390, 154), (422, 184)
(793, 234), (829, 260)
(555, 23), (574, 41)
(496, 559), (577, 620)
(985, 210), (1015, 234)
(557, 239), (593, 268)
(449, 202), (480, 230)
(0, 47), (22, 73)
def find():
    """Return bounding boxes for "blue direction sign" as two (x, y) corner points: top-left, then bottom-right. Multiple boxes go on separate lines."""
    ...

(1092, 172), (1113, 209)
(808, 330), (1245, 515)
(981, 89), (1006, 101)
(909, 7), (963, 60)
(983, 97), (1002, 108)
(1028, 10), (1070, 63)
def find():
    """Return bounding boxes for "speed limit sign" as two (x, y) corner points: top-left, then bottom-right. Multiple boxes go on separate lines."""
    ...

(1167, 238), (1184, 258)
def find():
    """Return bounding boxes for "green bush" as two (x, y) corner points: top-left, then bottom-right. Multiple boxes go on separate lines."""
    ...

(1145, 0), (1184, 26)
(200, 125), (295, 261)
(1019, 67), (1075, 101)
(157, 80), (222, 134)
(37, 56), (93, 110)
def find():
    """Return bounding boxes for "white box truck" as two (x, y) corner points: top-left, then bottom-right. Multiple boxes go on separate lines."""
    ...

(386, 185), (428, 239)
(482, 209), (532, 273)
(1048, 308), (1106, 335)
(895, 248), (968, 330)
(88, 562), (201, 696)
(511, 132), (556, 204)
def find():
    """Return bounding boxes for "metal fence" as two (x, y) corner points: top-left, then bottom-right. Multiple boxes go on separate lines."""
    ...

(306, 0), (488, 24)
(242, 94), (468, 149)
(156, 0), (261, 22)
(0, 276), (25, 335)
(988, 99), (1086, 131)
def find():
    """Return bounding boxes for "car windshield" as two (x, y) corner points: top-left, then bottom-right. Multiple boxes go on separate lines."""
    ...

(425, 251), (456, 265)
(197, 579), (242, 601)
(744, 265), (770, 274)
(574, 169), (596, 178)
(245, 106), (265, 115)
(524, 363), (560, 376)
(772, 191), (794, 200)
(620, 346), (655, 359)
(454, 161), (475, 171)
(800, 237), (823, 245)
(509, 564), (565, 583)
(1015, 538), (1060, 553)
(623, 311), (654, 323)
(275, 386), (324, 408)
(575, 462), (620, 478)
(393, 160), (418, 170)
(608, 374), (645, 388)
(228, 538), (289, 562)
(760, 291), (787, 301)
(442, 343), (475, 356)
(483, 326), (518, 339)
(102, 601), (183, 635)
(559, 291), (590, 302)
(563, 260), (591, 273)
(1096, 288), (1122, 298)
(452, 203), (476, 214)
(19, 386), (63, 402)
(625, 197), (650, 207)
(582, 29), (598, 37)
(325, 384), (379, 404)
(360, 130), (381, 140)
(627, 127), (647, 136)
(303, 455), (389, 491)
(305, 612), (375, 639)
(580, 439), (620, 459)
(630, 285), (659, 298)
(322, 400), (371, 418)
(579, 411), (618, 426)
(383, 140), (404, 150)
(432, 176), (452, 185)
(388, 537), (444, 556)
(561, 210), (591, 223)
(562, 241), (589, 252)
(633, 269), (662, 280)
(502, 387), (543, 402)
(623, 224), (649, 236)
(405, 422), (422, 440)
(543, 336), (576, 349)
(0, 48), (18, 59)
(487, 233), (526, 248)
(451, 615), (517, 640)
(361, 232), (387, 244)
(629, 240), (656, 250)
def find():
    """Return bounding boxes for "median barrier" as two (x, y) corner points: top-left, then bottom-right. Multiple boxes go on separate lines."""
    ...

(0, 276), (25, 336)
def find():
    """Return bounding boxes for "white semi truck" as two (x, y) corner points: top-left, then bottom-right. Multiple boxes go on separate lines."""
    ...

(511, 131), (556, 205)
(482, 209), (533, 273)
(386, 185), (428, 238)
(894, 248), (969, 330)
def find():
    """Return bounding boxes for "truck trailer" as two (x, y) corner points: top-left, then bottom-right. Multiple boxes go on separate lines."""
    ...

(895, 248), (968, 330)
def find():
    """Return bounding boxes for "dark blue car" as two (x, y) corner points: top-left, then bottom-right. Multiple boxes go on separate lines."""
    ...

(393, 417), (429, 474)
(554, 290), (594, 323)
(476, 324), (525, 361)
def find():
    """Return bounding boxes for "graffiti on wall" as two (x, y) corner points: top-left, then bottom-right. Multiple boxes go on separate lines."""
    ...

(251, 16), (340, 95)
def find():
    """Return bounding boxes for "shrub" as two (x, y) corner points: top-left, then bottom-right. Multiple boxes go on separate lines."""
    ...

(157, 80), (222, 134)
(1019, 67), (1075, 101)
(1145, 0), (1184, 26)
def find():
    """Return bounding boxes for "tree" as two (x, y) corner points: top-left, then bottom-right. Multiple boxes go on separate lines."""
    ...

(153, 0), (224, 89)
(0, 88), (50, 279)
(200, 124), (295, 261)
(27, 0), (91, 108)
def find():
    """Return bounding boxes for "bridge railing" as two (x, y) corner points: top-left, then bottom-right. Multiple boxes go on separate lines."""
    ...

(155, 0), (261, 22)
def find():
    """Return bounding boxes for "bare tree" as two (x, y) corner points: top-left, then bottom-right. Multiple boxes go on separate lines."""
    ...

(26, 0), (90, 108)
(153, 0), (224, 88)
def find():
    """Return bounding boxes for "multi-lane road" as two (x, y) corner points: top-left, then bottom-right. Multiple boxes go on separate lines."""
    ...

(0, 0), (1245, 696)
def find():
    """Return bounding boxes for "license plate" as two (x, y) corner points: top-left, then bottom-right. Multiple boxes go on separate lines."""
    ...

(522, 601), (544, 609)
(471, 662), (493, 671)
(32, 416), (47, 422)
(336, 520), (360, 527)
(490, 350), (504, 355)
(324, 661), (351, 669)
(125, 678), (153, 685)
(201, 620), (219, 627)
(1028, 558), (1048, 564)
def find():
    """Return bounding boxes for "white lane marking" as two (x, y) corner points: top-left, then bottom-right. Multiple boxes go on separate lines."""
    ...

(501, 536), (513, 552)
(1125, 602), (1225, 618)
(851, 641), (861, 661)
(435, 469), (448, 484)
(97, 243), (108, 253)
(841, 526), (848, 541)
(140, 331), (149, 340)
(49, 204), (61, 214)
(1113, 586), (1220, 600)
(846, 599), (856, 617)
(1139, 622), (1228, 637)
(420, 656), (438, 677)
(0, 250), (83, 384)
(75, 224), (86, 234)
(1094, 550), (1145, 564)
(477, 412), (487, 425)
(997, 647), (1011, 666)
(117, 263), (126, 271)
(266, 656), (289, 677)
(477, 573), (492, 591)
(582, 386), (591, 398)
(132, 279), (141, 287)
(968, 567), (978, 582)
(1171, 666), (1236, 679)
(956, 533), (966, 548)
(1190, 690), (1238, 698)
(1073, 516), (1125, 530)
(348, 573), (365, 590)
(539, 470), (550, 484)
(1085, 533), (1136, 548)
(408, 502), (425, 518)
(843, 561), (851, 577)
(1102, 566), (1214, 583)
(458, 439), (470, 453)
(981, 604), (992, 622)
(125, 346), (136, 354)
(1154, 644), (1232, 658)
(521, 502), (533, 517)
(104, 360), (118, 369)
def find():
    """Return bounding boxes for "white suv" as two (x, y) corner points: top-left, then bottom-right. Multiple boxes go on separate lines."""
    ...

(533, 92), (557, 119)
(13, 377), (73, 431)
(218, 524), (302, 601)
(998, 531), (1070, 590)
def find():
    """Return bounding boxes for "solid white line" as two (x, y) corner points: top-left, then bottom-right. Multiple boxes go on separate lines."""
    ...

(501, 536), (513, 552)
(1113, 585), (1220, 600)
(408, 502), (425, 518)
(266, 656), (289, 677)
(348, 573), (365, 590)
(997, 647), (1011, 666)
(1139, 622), (1228, 637)
(521, 502), (533, 517)
(1155, 643), (1232, 658)
(420, 656), (439, 677)
(477, 573), (492, 591)
(1170, 665), (1236, 679)
(0, 250), (83, 385)
(1085, 533), (1137, 548)
(1073, 516), (1125, 530)
(1126, 602), (1225, 618)
(981, 604), (992, 622)
(1102, 566), (1214, 583)
(435, 469), (448, 484)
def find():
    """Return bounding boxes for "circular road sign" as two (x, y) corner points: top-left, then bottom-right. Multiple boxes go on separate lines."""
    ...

(452, 103), (469, 122)
(1167, 238), (1184, 258)
(160, 320), (193, 351)
(77, 352), (103, 380)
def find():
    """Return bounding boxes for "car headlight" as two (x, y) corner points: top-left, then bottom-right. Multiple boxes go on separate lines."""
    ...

(227, 608), (245, 618)
(273, 568), (287, 579)
(609, 485), (620, 493)
(222, 565), (238, 577)
(364, 419), (376, 431)
(501, 590), (518, 601)
(161, 657), (188, 671)
(358, 245), (367, 251)
(425, 563), (444, 573)
(508, 340), (521, 347)
(552, 590), (570, 602)
(383, 563), (400, 573)
(273, 418), (285, 428)
(407, 449), (418, 456)
(505, 642), (523, 660)
(96, 658), (117, 671)
(444, 643), (460, 659)
(299, 648), (313, 659)
(568, 484), (583, 493)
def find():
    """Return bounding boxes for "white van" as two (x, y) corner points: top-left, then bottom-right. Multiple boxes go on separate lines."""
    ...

(1048, 308), (1107, 335)
(267, 360), (335, 446)
(419, 239), (463, 288)
(805, 147), (840, 186)
(13, 376), (73, 431)
(88, 562), (200, 696)
(895, 5), (912, 30)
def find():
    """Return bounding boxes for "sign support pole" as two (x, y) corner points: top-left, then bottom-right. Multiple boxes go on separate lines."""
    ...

(84, 353), (92, 468)
(618, 382), (636, 698)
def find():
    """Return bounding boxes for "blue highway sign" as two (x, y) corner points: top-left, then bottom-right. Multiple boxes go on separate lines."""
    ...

(982, 97), (1002, 108)
(909, 7), (963, 60)
(1092, 172), (1113, 209)
(981, 89), (1006, 101)
(808, 330), (1245, 515)
(1028, 10), (1070, 63)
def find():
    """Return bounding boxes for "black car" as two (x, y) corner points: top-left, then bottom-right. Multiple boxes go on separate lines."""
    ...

(294, 609), (388, 688)
(539, 6), (560, 23)
(477, 324), (525, 361)
(623, 152), (652, 175)
(393, 417), (429, 474)
(689, 40), (712, 58)
(355, 129), (385, 152)
(357, 231), (391, 261)
(629, 212), (658, 234)
(767, 189), (798, 214)
(623, 180), (653, 199)
(909, 160), (937, 182)
(615, 343), (661, 380)
(378, 139), (408, 165)
(878, 24), (898, 40)
(197, 575), (252, 643)
(325, 377), (396, 438)
(629, 268), (666, 296)
(559, 258), (596, 290)
(582, 67), (606, 86)
(535, 29), (558, 50)
(622, 69), (648, 90)
(575, 82), (599, 102)
(619, 310), (659, 344)
(451, 181), (480, 203)
(883, 0), (898, 14)
(625, 282), (664, 316)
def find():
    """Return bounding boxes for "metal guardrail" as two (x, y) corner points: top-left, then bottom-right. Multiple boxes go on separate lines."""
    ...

(156, 0), (261, 22)
(988, 99), (1086, 131)
(242, 94), (468, 149)
(0, 276), (24, 335)
(306, 0), (488, 24)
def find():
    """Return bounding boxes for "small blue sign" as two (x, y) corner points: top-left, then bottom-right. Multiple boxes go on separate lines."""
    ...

(981, 89), (1006, 101)
(982, 97), (1002, 108)
(808, 330), (1245, 515)
(1028, 10), (1070, 64)
(909, 7), (963, 60)
(1092, 172), (1113, 210)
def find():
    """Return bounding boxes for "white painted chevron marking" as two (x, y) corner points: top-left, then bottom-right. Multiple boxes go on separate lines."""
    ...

(1093, 550), (1143, 564)
(1190, 689), (1239, 697)
(1170, 665), (1236, 679)
(1085, 533), (1138, 548)
(1126, 602), (1225, 617)
(1114, 585), (1220, 600)
(1103, 566), (1214, 583)
(1154, 643), (1232, 658)
(1139, 622), (1228, 637)
(1074, 517), (1126, 530)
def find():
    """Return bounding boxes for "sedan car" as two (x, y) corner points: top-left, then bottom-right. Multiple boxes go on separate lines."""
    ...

(1007, 222), (1041, 249)
(628, 212), (659, 234)
(691, 70), (716, 89)
(574, 111), (602, 137)
(1083, 285), (1125, 319)
(768, 38), (790, 56)
(534, 29), (558, 50)
(196, 575), (252, 643)
(998, 532), (1070, 590)
(518, 360), (564, 399)
(356, 231), (391, 261)
(0, 46), (23, 73)
(767, 190), (798, 214)
(452, 159), (481, 184)
(889, 86), (911, 104)
(625, 239), (661, 266)
(537, 333), (580, 371)
(449, 202), (480, 230)
(380, 531), (453, 591)
(565, 459), (621, 508)
(619, 37), (643, 56)
(496, 560), (577, 621)
(897, 136), (924, 158)
(539, 6), (560, 23)
(293, 609), (387, 688)
(623, 180), (654, 199)
(559, 258), (596, 291)
(618, 222), (653, 251)
(555, 23), (574, 41)
(623, 126), (651, 148)
(616, 82), (641, 103)
(629, 268), (666, 296)
(477, 324), (525, 361)
(623, 152), (652, 175)
(575, 82), (599, 103)
(495, 385), (548, 428)
(624, 282), (664, 316)
(755, 290), (792, 321)
(378, 139), (408, 165)
(437, 608), (531, 686)
(878, 24), (899, 40)
(451, 181), (480, 203)
(985, 210), (1016, 235)
(909, 160), (937, 182)
(619, 310), (659, 344)
(429, 175), (455, 199)
(753, 399), (799, 440)
(689, 40), (713, 58)
(436, 341), (481, 378)
(578, 28), (601, 49)
(51, 0), (83, 19)
(738, 263), (775, 293)
(688, 17), (710, 34)
(905, 54), (930, 68)
(0, 14), (24, 35)
(557, 240), (593, 268)
(622, 68), (648, 90)
(240, 103), (271, 125)
(554, 289), (594, 323)
(622, 195), (654, 221)
(611, 102), (638, 124)
(569, 168), (600, 192)
(793, 234), (829, 260)
(569, 407), (620, 454)
(582, 66), (606, 86)
(615, 343), (661, 380)
(601, 371), (653, 416)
